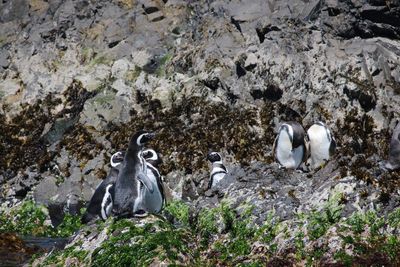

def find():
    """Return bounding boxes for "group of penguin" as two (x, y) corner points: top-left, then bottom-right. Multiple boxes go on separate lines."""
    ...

(82, 120), (400, 223)
(81, 131), (163, 223)
(81, 129), (230, 223)
(273, 121), (336, 170)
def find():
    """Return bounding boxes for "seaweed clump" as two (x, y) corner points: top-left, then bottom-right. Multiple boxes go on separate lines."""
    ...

(107, 96), (272, 174)
(0, 94), (61, 175)
(0, 80), (98, 178)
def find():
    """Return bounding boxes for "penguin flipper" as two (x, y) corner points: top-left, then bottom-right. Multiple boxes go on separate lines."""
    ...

(207, 176), (213, 190)
(303, 137), (310, 163)
(329, 138), (337, 156)
(138, 172), (154, 193)
(272, 135), (278, 161)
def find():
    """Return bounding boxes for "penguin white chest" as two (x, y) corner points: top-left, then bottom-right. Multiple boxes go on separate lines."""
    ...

(101, 184), (113, 220)
(307, 126), (331, 168)
(140, 168), (163, 214)
(276, 130), (303, 169)
(211, 166), (227, 187)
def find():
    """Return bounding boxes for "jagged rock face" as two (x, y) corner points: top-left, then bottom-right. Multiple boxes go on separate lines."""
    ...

(0, 0), (399, 243)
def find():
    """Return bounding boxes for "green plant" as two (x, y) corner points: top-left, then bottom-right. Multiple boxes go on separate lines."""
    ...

(0, 200), (53, 236)
(255, 211), (280, 253)
(155, 53), (172, 77)
(306, 193), (344, 240)
(197, 207), (218, 243)
(54, 212), (83, 237)
(92, 219), (195, 266)
(164, 200), (190, 227)
(0, 200), (83, 238)
(39, 244), (89, 267)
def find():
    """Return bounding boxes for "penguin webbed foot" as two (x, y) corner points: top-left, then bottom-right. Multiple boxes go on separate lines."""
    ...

(113, 211), (133, 220)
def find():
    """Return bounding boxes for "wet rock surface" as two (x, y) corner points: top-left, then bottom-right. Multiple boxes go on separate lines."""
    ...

(0, 0), (400, 265)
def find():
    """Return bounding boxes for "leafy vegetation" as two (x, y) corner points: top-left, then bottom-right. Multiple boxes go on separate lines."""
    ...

(10, 198), (400, 266)
(0, 199), (82, 238)
(39, 243), (89, 267)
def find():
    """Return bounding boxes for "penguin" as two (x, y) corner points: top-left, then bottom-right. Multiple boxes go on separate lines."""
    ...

(81, 151), (125, 223)
(384, 121), (400, 171)
(112, 130), (155, 218)
(306, 121), (336, 169)
(207, 152), (228, 189)
(273, 121), (308, 170)
(137, 149), (165, 215)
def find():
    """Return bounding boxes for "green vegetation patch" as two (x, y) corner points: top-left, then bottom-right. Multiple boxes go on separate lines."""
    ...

(0, 199), (82, 238)
(92, 218), (195, 266)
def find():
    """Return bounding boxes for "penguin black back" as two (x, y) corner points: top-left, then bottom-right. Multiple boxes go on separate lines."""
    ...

(286, 121), (306, 149)
(112, 130), (155, 217)
(81, 152), (125, 224)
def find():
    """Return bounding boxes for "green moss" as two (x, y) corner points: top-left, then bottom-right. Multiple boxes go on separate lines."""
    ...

(164, 200), (190, 227)
(92, 219), (195, 266)
(0, 200), (53, 236)
(80, 47), (94, 64)
(54, 212), (83, 238)
(155, 53), (173, 77)
(255, 212), (280, 252)
(0, 200), (83, 238)
(125, 66), (142, 84)
(39, 244), (89, 267)
(306, 193), (344, 240)
(0, 36), (7, 47)
(197, 207), (218, 241)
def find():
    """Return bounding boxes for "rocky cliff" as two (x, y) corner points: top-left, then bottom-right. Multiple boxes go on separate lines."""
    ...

(1, 0), (400, 266)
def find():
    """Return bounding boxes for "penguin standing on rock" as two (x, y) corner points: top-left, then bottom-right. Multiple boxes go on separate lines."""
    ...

(384, 121), (400, 171)
(112, 130), (155, 218)
(81, 151), (125, 223)
(137, 149), (165, 215)
(273, 121), (308, 170)
(306, 121), (336, 169)
(207, 152), (228, 189)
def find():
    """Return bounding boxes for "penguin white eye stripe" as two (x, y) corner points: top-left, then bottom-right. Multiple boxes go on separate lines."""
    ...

(110, 152), (123, 167)
(136, 134), (147, 146)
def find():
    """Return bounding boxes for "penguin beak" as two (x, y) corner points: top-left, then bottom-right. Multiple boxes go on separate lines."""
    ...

(147, 132), (155, 141)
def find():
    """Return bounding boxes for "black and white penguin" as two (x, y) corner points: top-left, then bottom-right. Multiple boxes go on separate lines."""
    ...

(81, 151), (124, 223)
(207, 152), (228, 189)
(306, 121), (336, 169)
(112, 130), (155, 218)
(273, 121), (308, 170)
(137, 149), (165, 215)
(384, 121), (400, 171)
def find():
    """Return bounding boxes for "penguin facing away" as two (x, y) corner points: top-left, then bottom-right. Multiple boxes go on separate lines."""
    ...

(273, 121), (308, 170)
(207, 152), (228, 189)
(137, 149), (165, 215)
(306, 121), (336, 169)
(385, 121), (400, 171)
(112, 130), (155, 218)
(81, 151), (125, 223)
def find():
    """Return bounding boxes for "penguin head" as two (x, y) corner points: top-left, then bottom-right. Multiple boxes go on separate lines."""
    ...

(131, 130), (155, 147)
(110, 151), (125, 168)
(279, 123), (293, 143)
(142, 149), (162, 167)
(142, 149), (158, 161)
(207, 152), (222, 163)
